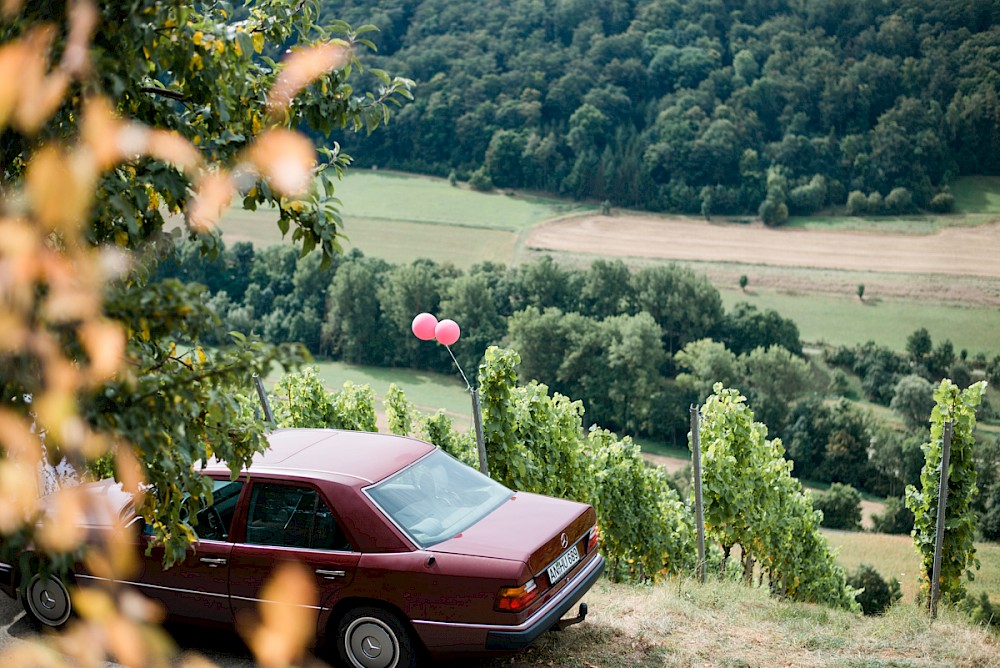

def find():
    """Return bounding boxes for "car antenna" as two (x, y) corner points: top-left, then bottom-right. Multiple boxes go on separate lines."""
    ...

(252, 374), (276, 428)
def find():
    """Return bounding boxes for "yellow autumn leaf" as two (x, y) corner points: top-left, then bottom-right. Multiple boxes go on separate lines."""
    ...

(26, 145), (95, 235)
(36, 486), (88, 554)
(247, 129), (316, 196)
(79, 318), (126, 382)
(266, 42), (349, 119)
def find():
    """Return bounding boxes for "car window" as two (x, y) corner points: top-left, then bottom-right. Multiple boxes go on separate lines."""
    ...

(142, 479), (244, 541)
(366, 450), (513, 548)
(194, 479), (245, 541)
(245, 483), (352, 552)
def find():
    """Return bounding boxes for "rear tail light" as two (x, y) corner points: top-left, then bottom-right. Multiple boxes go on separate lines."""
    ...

(496, 579), (539, 612)
(587, 525), (600, 552)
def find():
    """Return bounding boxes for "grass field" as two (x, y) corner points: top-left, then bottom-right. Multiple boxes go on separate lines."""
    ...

(295, 360), (475, 430)
(783, 211), (999, 233)
(335, 171), (578, 230)
(952, 175), (1000, 213)
(824, 530), (1000, 606)
(339, 217), (518, 268)
(217, 171), (584, 267)
(720, 287), (1000, 356)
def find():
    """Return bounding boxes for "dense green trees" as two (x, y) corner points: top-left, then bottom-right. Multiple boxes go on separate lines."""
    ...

(158, 244), (809, 443)
(330, 0), (999, 217)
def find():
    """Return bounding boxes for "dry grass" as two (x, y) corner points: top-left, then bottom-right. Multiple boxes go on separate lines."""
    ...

(824, 531), (1000, 606)
(463, 578), (1000, 668)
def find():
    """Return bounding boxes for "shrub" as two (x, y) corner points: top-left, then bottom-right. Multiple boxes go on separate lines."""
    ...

(846, 190), (868, 215)
(885, 187), (913, 214)
(870, 496), (914, 534)
(828, 369), (853, 398)
(959, 592), (998, 628)
(814, 482), (862, 530)
(890, 374), (935, 430)
(788, 176), (826, 214)
(929, 191), (955, 213)
(847, 564), (902, 615)
(758, 198), (788, 226)
(468, 166), (494, 191)
(867, 191), (884, 214)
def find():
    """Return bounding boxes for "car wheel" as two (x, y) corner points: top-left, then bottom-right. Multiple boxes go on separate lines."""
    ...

(337, 606), (417, 668)
(22, 570), (73, 629)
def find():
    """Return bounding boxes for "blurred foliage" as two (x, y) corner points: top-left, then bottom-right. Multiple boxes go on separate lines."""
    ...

(0, 0), (410, 574)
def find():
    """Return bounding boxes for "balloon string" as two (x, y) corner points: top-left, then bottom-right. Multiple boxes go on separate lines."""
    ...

(444, 344), (472, 392)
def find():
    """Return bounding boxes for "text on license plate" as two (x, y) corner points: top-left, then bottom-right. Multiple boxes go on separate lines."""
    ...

(546, 545), (580, 584)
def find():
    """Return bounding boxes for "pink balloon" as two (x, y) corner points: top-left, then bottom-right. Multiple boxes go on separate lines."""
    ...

(411, 312), (438, 341)
(435, 319), (461, 346)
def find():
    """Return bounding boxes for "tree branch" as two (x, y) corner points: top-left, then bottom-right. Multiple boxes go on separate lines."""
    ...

(140, 86), (187, 101)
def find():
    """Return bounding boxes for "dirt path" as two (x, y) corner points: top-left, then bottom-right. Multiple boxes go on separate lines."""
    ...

(526, 214), (1000, 278)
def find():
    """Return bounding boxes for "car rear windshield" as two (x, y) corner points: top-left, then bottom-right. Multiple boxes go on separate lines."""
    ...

(366, 450), (512, 548)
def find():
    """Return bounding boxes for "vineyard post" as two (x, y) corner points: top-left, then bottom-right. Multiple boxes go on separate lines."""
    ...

(471, 388), (489, 476)
(690, 405), (706, 583)
(442, 341), (489, 476)
(930, 420), (954, 619)
(253, 373), (276, 427)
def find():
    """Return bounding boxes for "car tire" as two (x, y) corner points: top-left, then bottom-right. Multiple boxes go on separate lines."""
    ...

(21, 569), (74, 629)
(336, 606), (417, 668)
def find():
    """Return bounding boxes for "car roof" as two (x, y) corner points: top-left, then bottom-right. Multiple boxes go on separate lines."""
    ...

(202, 429), (436, 485)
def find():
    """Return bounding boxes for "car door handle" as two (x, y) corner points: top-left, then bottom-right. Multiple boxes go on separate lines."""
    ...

(199, 557), (228, 567)
(315, 569), (346, 579)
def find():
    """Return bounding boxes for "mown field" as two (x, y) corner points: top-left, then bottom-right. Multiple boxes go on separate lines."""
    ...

(718, 288), (1000, 356)
(218, 171), (586, 268)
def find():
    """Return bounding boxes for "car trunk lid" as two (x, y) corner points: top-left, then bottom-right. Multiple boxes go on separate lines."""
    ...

(428, 491), (595, 577)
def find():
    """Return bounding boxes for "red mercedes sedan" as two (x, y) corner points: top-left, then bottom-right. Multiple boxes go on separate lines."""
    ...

(1, 429), (604, 667)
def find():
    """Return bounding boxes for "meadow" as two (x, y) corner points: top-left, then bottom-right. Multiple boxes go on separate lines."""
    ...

(301, 359), (474, 430)
(824, 530), (1000, 606)
(718, 287), (1000, 356)
(218, 171), (587, 268)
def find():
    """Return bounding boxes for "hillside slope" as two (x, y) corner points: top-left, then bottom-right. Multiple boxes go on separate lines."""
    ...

(470, 579), (999, 668)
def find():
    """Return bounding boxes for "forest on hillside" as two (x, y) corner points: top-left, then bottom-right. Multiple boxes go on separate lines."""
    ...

(325, 0), (1000, 219)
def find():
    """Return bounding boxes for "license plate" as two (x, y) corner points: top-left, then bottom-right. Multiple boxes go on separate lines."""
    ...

(546, 544), (580, 584)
